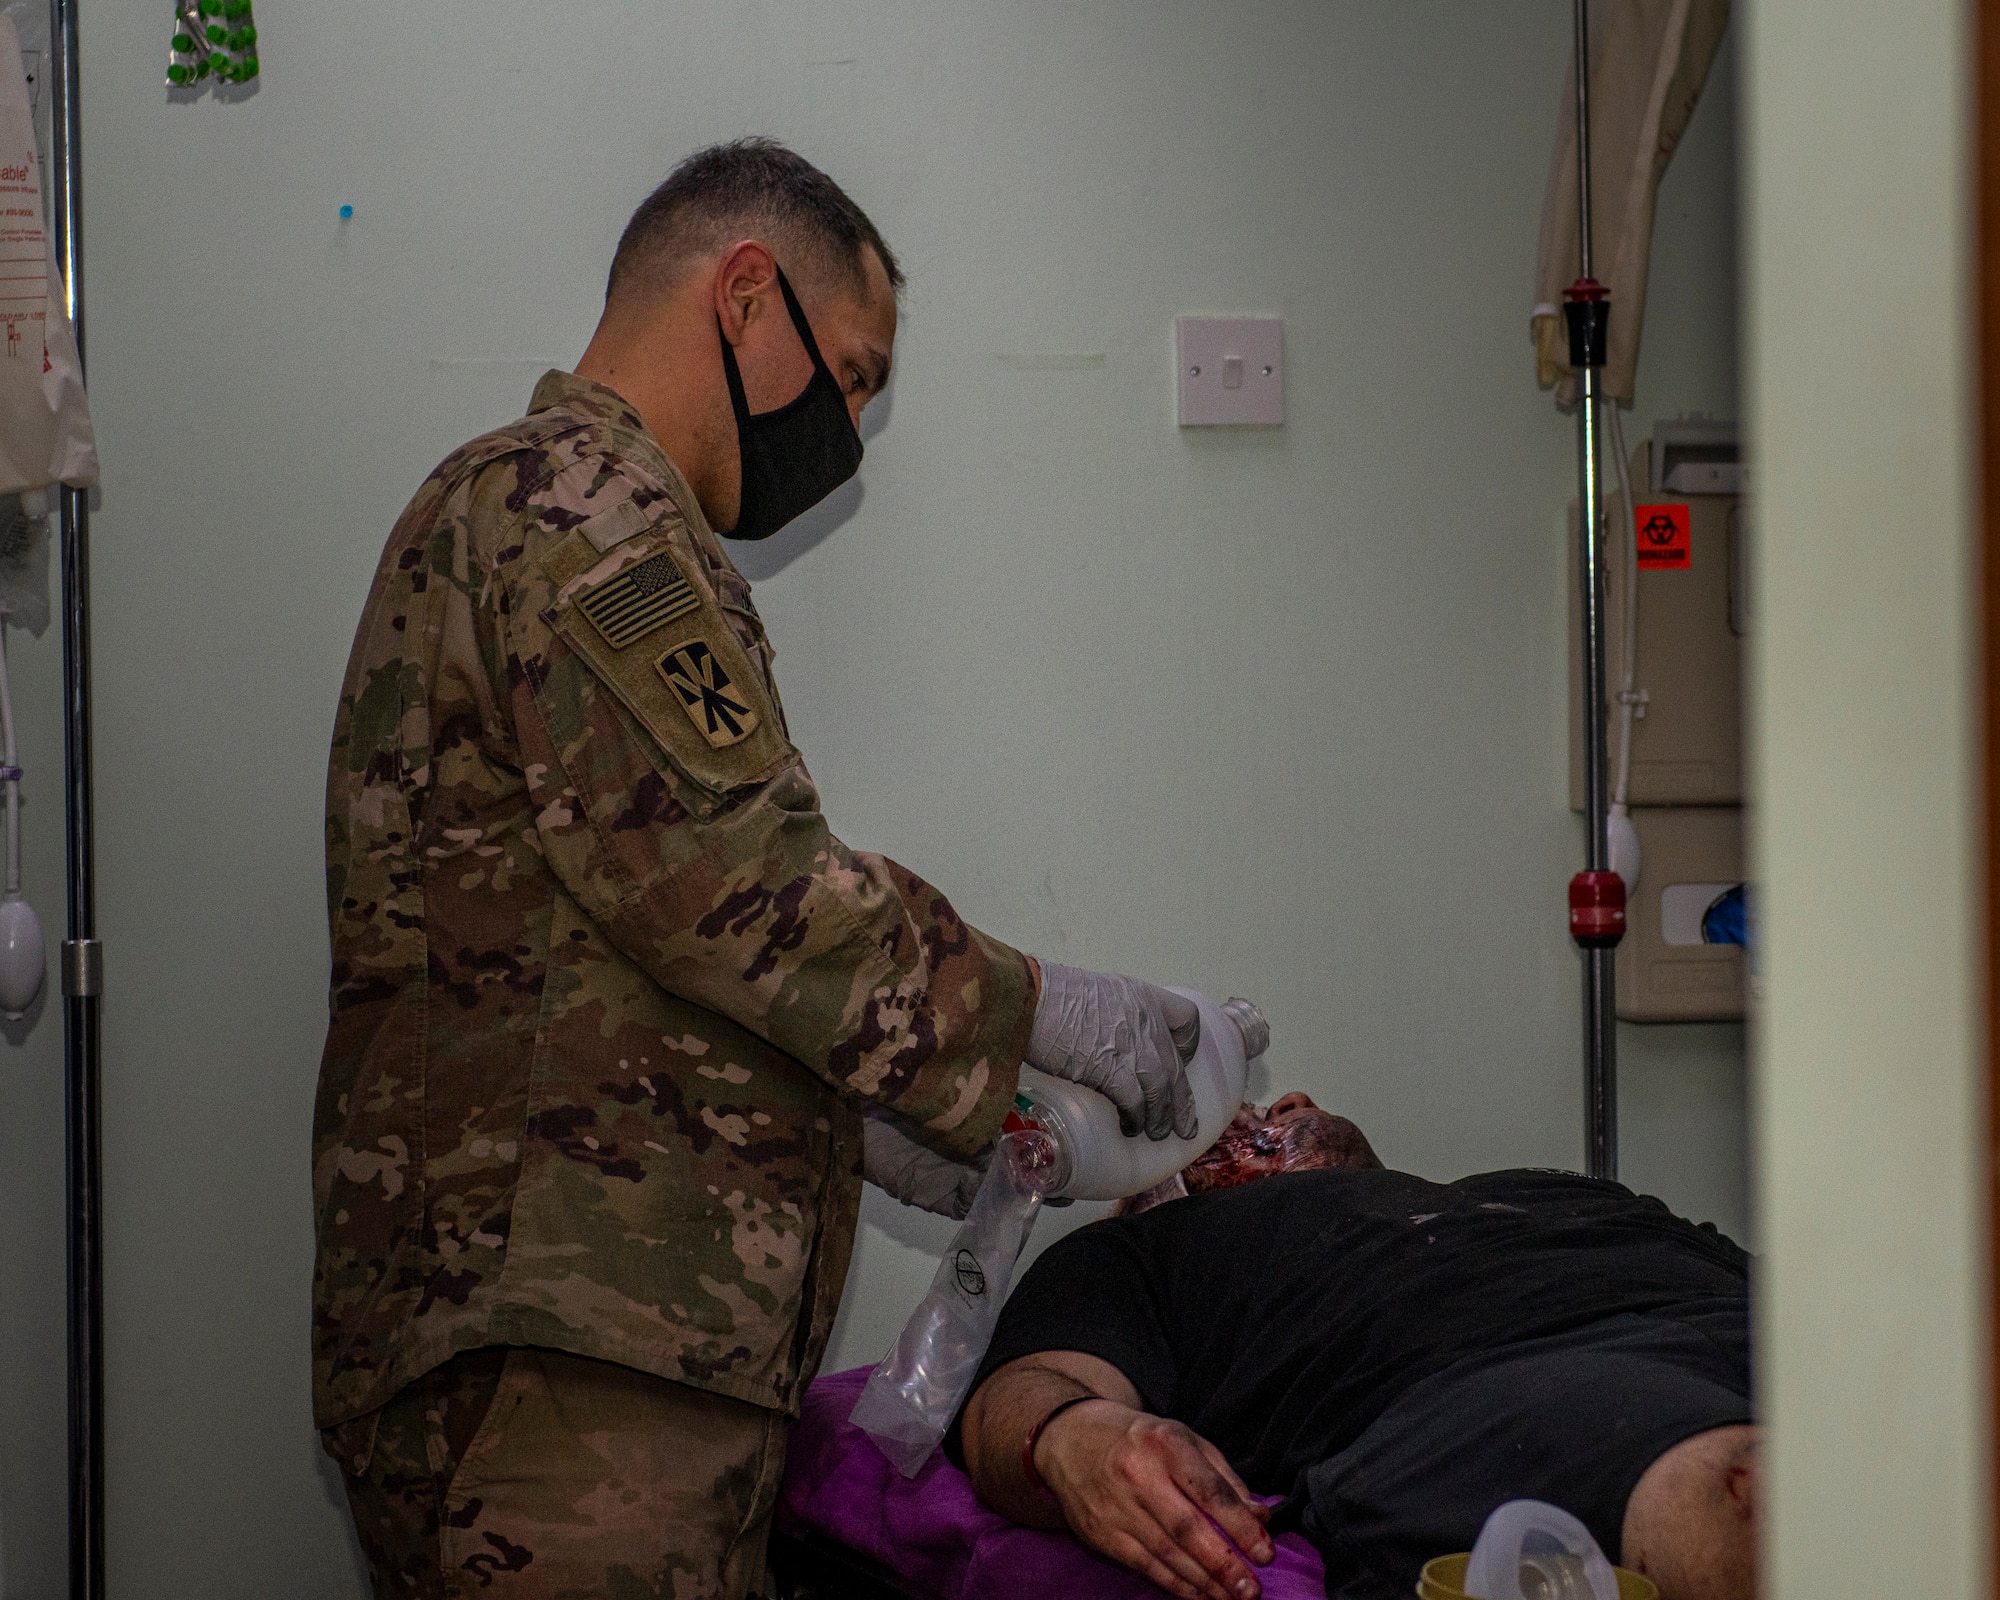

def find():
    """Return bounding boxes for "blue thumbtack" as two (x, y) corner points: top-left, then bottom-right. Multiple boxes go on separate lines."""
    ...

(338, 204), (354, 219)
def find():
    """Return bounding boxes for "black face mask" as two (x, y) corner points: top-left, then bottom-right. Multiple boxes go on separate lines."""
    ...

(717, 265), (864, 541)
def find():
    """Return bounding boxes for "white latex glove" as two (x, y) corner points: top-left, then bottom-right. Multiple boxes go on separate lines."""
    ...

(1026, 961), (1200, 1140)
(862, 1112), (990, 1220)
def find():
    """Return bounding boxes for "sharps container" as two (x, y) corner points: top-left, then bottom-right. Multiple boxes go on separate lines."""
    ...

(1417, 1500), (1658, 1600)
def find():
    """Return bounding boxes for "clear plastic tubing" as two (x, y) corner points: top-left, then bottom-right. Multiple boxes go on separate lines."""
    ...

(1011, 990), (1270, 1203)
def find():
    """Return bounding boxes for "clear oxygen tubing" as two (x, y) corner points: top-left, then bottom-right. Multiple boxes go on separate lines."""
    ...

(1, 608), (20, 895)
(1606, 402), (1644, 894)
(1571, 0), (1618, 1183)
(0, 593), (48, 1020)
(0, 593), (48, 1021)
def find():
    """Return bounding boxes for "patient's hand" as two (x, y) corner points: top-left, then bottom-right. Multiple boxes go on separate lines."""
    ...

(961, 1351), (1273, 1600)
(1039, 1398), (1273, 1600)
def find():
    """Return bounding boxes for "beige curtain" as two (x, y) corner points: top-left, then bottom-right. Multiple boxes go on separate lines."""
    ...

(1532, 0), (1730, 405)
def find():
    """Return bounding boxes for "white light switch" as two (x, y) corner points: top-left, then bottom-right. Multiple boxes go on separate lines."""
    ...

(1177, 317), (1282, 426)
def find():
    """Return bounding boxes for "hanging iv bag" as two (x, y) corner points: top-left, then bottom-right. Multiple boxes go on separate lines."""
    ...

(0, 6), (96, 499)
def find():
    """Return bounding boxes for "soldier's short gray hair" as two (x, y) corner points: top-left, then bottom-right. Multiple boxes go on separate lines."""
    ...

(606, 138), (904, 307)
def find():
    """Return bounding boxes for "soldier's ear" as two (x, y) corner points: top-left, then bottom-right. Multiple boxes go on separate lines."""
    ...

(713, 241), (780, 346)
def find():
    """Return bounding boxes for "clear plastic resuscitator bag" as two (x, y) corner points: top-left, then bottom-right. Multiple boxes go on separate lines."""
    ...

(851, 991), (1272, 1474)
(849, 1129), (1057, 1476)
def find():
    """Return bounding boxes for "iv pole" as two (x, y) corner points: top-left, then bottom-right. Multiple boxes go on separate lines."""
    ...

(46, 0), (105, 1592)
(1563, 0), (1625, 1181)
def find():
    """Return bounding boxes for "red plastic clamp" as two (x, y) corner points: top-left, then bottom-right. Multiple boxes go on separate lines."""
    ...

(1568, 870), (1627, 949)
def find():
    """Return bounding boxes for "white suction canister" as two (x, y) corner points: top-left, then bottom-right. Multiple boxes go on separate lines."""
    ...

(1013, 990), (1269, 1203)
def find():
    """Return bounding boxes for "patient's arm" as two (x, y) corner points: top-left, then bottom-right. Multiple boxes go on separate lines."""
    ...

(961, 1350), (1274, 1600)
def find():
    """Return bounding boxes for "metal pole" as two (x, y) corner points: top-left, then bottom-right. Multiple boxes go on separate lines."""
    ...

(46, 0), (105, 1591)
(1570, 0), (1619, 1181)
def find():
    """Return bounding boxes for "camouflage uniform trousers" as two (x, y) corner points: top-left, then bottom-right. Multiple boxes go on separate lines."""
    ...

(333, 1346), (787, 1600)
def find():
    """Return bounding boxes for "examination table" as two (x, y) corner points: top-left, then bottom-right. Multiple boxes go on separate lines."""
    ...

(771, 1366), (1328, 1600)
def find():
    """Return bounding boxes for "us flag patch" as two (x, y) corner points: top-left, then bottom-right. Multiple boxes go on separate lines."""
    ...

(574, 552), (700, 650)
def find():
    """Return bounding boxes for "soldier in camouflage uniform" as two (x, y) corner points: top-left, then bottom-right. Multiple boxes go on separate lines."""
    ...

(314, 141), (1203, 1599)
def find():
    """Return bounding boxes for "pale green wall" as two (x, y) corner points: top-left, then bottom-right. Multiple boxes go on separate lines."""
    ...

(1746, 0), (1990, 1594)
(0, 5), (1743, 1594)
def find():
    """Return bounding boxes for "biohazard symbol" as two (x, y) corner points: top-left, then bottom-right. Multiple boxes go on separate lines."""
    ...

(656, 640), (760, 749)
(1633, 502), (1691, 569)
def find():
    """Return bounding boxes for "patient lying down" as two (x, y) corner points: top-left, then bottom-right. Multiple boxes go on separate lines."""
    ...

(948, 1096), (1755, 1600)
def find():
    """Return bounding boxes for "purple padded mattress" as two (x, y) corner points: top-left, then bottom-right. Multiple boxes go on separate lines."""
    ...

(778, 1367), (1328, 1600)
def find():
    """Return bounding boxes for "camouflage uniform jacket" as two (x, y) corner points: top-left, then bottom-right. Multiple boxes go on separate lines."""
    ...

(312, 370), (1034, 1433)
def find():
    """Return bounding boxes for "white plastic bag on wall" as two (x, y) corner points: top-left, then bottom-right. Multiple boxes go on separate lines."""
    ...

(0, 11), (94, 497)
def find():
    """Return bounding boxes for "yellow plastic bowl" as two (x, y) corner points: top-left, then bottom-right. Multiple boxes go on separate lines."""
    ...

(1416, 1552), (1659, 1600)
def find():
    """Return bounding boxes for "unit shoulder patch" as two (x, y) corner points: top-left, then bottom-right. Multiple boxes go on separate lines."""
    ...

(542, 532), (793, 801)
(656, 641), (760, 748)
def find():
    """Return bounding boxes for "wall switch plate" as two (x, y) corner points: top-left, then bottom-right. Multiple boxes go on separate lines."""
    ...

(1177, 317), (1283, 426)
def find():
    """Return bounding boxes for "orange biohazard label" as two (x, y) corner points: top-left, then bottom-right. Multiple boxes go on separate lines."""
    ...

(1635, 503), (1691, 570)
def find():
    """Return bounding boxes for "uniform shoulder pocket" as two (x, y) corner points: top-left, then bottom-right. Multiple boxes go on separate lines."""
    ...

(539, 524), (795, 802)
(571, 495), (653, 555)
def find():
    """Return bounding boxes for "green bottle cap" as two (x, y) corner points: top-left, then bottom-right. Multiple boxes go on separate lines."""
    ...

(166, 62), (188, 82)
(171, 31), (193, 48)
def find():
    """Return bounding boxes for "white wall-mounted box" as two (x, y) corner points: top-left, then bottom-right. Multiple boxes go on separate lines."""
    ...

(1176, 317), (1283, 426)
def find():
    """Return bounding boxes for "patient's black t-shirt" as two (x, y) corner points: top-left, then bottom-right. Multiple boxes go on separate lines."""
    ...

(947, 1167), (1751, 1599)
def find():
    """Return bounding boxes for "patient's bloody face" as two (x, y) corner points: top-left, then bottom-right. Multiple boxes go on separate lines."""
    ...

(1116, 1094), (1381, 1214)
(1182, 1094), (1382, 1195)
